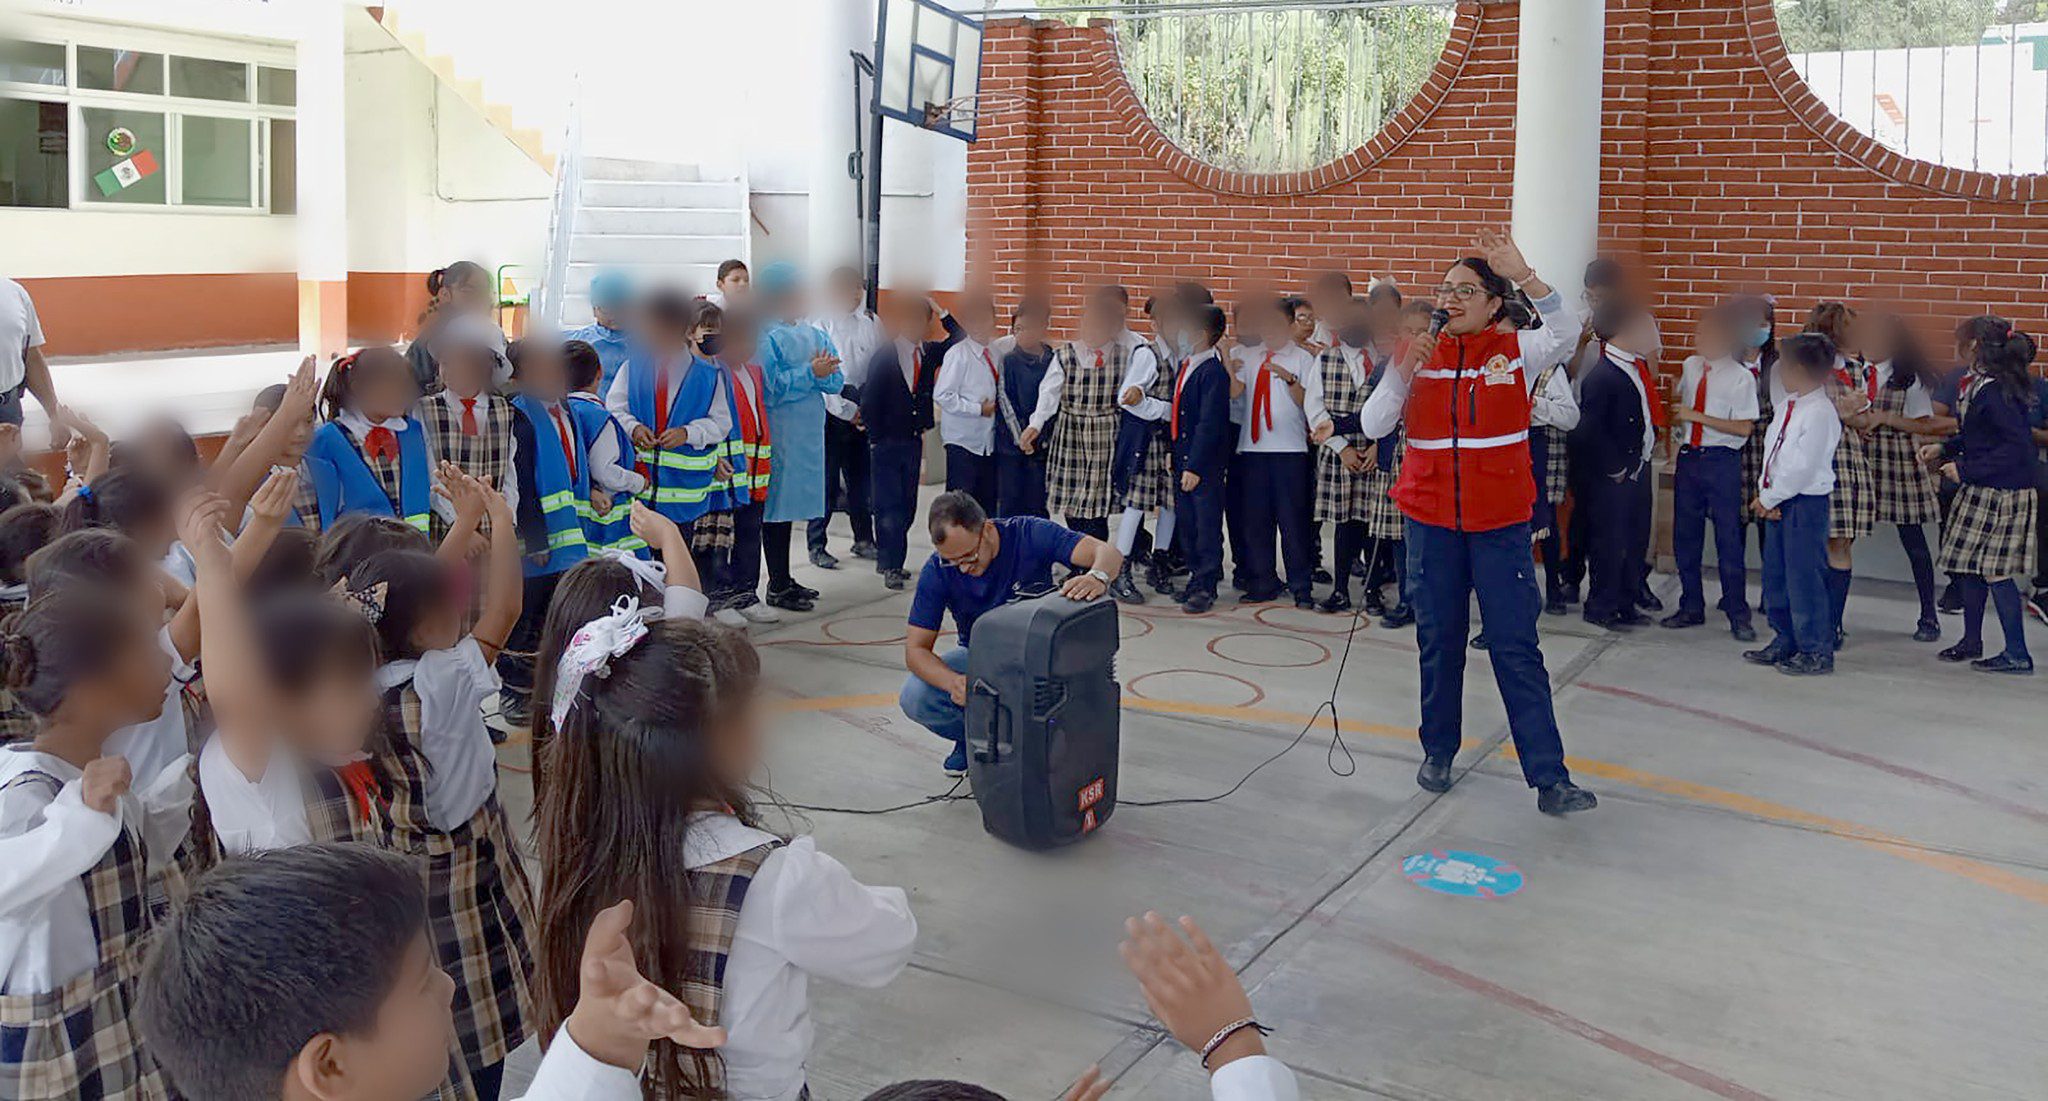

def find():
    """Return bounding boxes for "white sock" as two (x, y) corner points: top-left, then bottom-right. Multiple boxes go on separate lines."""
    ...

(1154, 507), (1176, 551)
(1115, 508), (1144, 556)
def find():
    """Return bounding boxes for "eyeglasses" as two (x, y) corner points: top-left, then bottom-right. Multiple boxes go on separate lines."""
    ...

(1435, 284), (1491, 301)
(939, 526), (990, 570)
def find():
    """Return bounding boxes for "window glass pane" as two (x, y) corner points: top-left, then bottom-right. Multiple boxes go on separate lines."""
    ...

(182, 115), (253, 207)
(78, 47), (164, 95)
(82, 107), (167, 204)
(0, 41), (66, 86)
(170, 56), (248, 102)
(0, 99), (68, 208)
(258, 67), (296, 107)
(268, 119), (296, 214)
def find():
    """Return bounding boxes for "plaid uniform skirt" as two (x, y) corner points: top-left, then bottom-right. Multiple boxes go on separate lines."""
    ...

(1123, 428), (1175, 512)
(1827, 435), (1877, 540)
(1047, 411), (1119, 519)
(423, 799), (538, 1074)
(1864, 429), (1940, 525)
(1364, 449), (1405, 541)
(1538, 424), (1570, 504)
(1937, 484), (2039, 580)
(0, 946), (167, 1100)
(1313, 446), (1374, 524)
(691, 508), (737, 553)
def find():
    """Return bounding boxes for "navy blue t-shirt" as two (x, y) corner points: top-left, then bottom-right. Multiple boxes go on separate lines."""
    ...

(908, 516), (1084, 646)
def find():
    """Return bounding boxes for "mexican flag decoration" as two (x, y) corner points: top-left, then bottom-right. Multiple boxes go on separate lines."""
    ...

(93, 149), (159, 196)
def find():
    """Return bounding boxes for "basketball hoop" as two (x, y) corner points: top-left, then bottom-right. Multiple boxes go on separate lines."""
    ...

(921, 89), (1027, 130)
(876, 0), (988, 143)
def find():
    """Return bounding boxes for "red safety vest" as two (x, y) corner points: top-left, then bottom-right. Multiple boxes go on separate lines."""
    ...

(1390, 327), (1537, 532)
(732, 361), (772, 504)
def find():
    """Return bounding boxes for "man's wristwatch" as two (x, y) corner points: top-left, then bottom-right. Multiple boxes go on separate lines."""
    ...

(1086, 568), (1112, 585)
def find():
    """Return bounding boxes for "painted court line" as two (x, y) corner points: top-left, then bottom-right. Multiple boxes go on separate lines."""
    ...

(1361, 932), (1779, 1101)
(1577, 682), (2048, 829)
(768, 692), (2048, 908)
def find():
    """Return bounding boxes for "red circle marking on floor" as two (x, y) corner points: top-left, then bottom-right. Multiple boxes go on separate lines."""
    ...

(1126, 668), (1265, 707)
(1206, 631), (1331, 668)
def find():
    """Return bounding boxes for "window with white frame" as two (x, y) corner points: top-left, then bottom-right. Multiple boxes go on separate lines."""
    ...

(0, 33), (296, 212)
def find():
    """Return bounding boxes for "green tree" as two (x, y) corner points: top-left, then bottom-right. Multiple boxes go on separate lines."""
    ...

(1773, 0), (2002, 52)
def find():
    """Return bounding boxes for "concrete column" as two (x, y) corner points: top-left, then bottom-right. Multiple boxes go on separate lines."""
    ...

(296, 0), (348, 356)
(809, 0), (872, 275)
(1509, 0), (1605, 291)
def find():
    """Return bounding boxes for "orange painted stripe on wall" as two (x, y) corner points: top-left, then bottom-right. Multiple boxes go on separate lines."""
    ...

(21, 272), (433, 358)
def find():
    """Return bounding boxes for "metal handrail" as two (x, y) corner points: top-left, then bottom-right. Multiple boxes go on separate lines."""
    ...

(534, 81), (584, 328)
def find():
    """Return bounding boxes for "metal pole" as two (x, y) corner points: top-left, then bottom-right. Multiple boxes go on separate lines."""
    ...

(865, 92), (887, 315)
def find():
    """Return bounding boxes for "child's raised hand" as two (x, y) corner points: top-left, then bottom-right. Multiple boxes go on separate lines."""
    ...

(567, 899), (725, 1071)
(80, 756), (132, 815)
(810, 352), (841, 378)
(176, 489), (234, 573)
(627, 500), (683, 553)
(248, 466), (301, 525)
(1119, 912), (1259, 1066)
(435, 461), (488, 522)
(280, 355), (320, 419)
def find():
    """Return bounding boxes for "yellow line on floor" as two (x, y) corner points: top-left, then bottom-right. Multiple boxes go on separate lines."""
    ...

(766, 692), (2048, 908)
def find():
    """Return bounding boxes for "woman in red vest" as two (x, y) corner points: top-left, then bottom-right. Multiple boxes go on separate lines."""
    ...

(1359, 231), (1597, 815)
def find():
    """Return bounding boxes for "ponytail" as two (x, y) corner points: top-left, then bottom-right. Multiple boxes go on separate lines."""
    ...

(60, 468), (172, 542)
(1975, 320), (2037, 401)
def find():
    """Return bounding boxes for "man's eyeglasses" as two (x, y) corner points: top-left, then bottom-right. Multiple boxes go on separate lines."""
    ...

(939, 526), (990, 570)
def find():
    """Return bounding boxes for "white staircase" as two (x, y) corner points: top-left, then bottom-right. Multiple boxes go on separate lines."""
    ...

(554, 157), (751, 327)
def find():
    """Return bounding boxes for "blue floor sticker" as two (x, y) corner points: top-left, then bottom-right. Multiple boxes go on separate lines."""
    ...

(1402, 850), (1524, 899)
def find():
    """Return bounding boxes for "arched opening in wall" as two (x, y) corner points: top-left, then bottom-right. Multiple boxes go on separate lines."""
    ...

(1773, 0), (2048, 175)
(1040, 0), (1457, 175)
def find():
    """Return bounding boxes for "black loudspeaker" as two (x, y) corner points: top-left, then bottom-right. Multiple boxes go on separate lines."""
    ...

(963, 594), (1121, 850)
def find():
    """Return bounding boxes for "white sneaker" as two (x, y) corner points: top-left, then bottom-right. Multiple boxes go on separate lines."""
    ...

(739, 602), (783, 624)
(713, 607), (748, 628)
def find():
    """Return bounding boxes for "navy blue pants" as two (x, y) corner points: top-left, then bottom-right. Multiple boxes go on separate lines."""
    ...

(944, 444), (998, 514)
(1175, 471), (1225, 599)
(1236, 451), (1314, 599)
(1225, 451), (1249, 584)
(1761, 492), (1833, 656)
(1406, 518), (1570, 788)
(996, 450), (1047, 518)
(808, 416), (872, 552)
(869, 437), (922, 572)
(1672, 447), (1750, 626)
(1583, 465), (1651, 622)
(713, 500), (766, 606)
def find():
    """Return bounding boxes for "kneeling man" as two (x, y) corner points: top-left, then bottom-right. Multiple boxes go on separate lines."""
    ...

(901, 490), (1123, 775)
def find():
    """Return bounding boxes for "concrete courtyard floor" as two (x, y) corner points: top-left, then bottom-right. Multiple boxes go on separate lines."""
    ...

(499, 491), (2048, 1100)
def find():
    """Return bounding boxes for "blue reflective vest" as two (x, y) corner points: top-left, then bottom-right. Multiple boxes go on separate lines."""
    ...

(512, 395), (593, 578)
(304, 419), (432, 533)
(564, 393), (644, 555)
(624, 354), (722, 524)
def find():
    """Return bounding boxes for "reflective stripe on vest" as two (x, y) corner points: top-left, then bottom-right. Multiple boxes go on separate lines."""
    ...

(1406, 430), (1530, 451)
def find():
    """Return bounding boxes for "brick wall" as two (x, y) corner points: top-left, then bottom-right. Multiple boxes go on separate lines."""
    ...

(965, 0), (2048, 348)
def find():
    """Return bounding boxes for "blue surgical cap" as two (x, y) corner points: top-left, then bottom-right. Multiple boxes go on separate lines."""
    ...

(588, 270), (633, 310)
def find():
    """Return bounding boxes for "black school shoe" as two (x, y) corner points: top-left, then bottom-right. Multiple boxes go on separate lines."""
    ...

(1362, 585), (1387, 616)
(810, 548), (841, 570)
(1937, 584), (1963, 614)
(1311, 566), (1334, 586)
(1743, 639), (1794, 666)
(1659, 610), (1705, 629)
(1937, 641), (1983, 663)
(766, 585), (814, 612)
(1316, 590), (1352, 615)
(1777, 651), (1834, 676)
(1544, 589), (1569, 616)
(882, 569), (908, 591)
(1380, 603), (1415, 628)
(1971, 653), (2034, 674)
(1913, 619), (1941, 642)
(1182, 589), (1216, 614)
(790, 581), (821, 601)
(1635, 584), (1664, 612)
(1108, 565), (1147, 605)
(1470, 633), (1489, 650)
(1537, 781), (1598, 815)
(849, 540), (879, 560)
(1416, 756), (1454, 793)
(1730, 621), (1758, 643)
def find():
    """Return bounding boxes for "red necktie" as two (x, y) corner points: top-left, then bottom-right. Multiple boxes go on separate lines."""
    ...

(654, 365), (671, 433)
(1249, 353), (1276, 443)
(337, 760), (379, 824)
(364, 426), (398, 462)
(1688, 372), (1710, 448)
(983, 348), (999, 385)
(551, 406), (578, 482)
(459, 397), (480, 437)
(1634, 358), (1668, 429)
(910, 347), (922, 388)
(1093, 349), (1104, 371)
(1762, 397), (1796, 489)
(1171, 357), (1189, 438)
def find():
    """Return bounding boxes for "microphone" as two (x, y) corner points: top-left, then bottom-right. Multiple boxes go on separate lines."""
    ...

(1428, 308), (1451, 336)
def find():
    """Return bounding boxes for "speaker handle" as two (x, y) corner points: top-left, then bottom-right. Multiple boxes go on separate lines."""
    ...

(970, 677), (1003, 764)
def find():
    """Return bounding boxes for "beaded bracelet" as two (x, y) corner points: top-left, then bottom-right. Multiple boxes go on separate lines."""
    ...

(1198, 1017), (1272, 1069)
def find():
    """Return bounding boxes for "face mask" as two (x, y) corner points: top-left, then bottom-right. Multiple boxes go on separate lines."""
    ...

(697, 333), (722, 358)
(1747, 326), (1771, 350)
(1338, 325), (1373, 350)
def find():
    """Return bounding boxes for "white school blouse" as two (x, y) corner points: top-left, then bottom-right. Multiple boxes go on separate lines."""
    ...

(514, 1027), (643, 1101)
(1872, 360), (1935, 418)
(105, 625), (200, 784)
(604, 355), (733, 447)
(196, 734), (321, 853)
(374, 636), (500, 831)
(1117, 342), (1168, 422)
(1674, 355), (1762, 450)
(1301, 343), (1368, 455)
(934, 337), (1000, 456)
(685, 813), (917, 1101)
(0, 748), (192, 994)
(1756, 388), (1842, 508)
(1232, 343), (1316, 453)
(574, 389), (648, 497)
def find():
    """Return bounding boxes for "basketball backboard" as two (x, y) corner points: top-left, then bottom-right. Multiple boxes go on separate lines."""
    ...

(874, 0), (985, 143)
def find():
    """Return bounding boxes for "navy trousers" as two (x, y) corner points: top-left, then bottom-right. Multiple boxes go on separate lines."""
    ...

(1761, 492), (1834, 656)
(944, 444), (998, 514)
(869, 437), (922, 572)
(1225, 451), (1250, 584)
(713, 500), (766, 606)
(1583, 465), (1651, 622)
(1174, 473), (1225, 599)
(1236, 450), (1315, 599)
(995, 451), (1047, 518)
(809, 416), (872, 552)
(1406, 518), (1571, 789)
(1672, 447), (1750, 626)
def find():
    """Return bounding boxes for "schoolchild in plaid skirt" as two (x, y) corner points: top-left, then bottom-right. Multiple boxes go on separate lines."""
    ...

(1861, 315), (1949, 639)
(1931, 330), (2040, 674)
(1107, 332), (1177, 603)
(0, 588), (204, 1101)
(1804, 304), (1867, 646)
(1044, 340), (1126, 532)
(347, 484), (536, 1101)
(533, 614), (916, 1101)
(419, 314), (520, 549)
